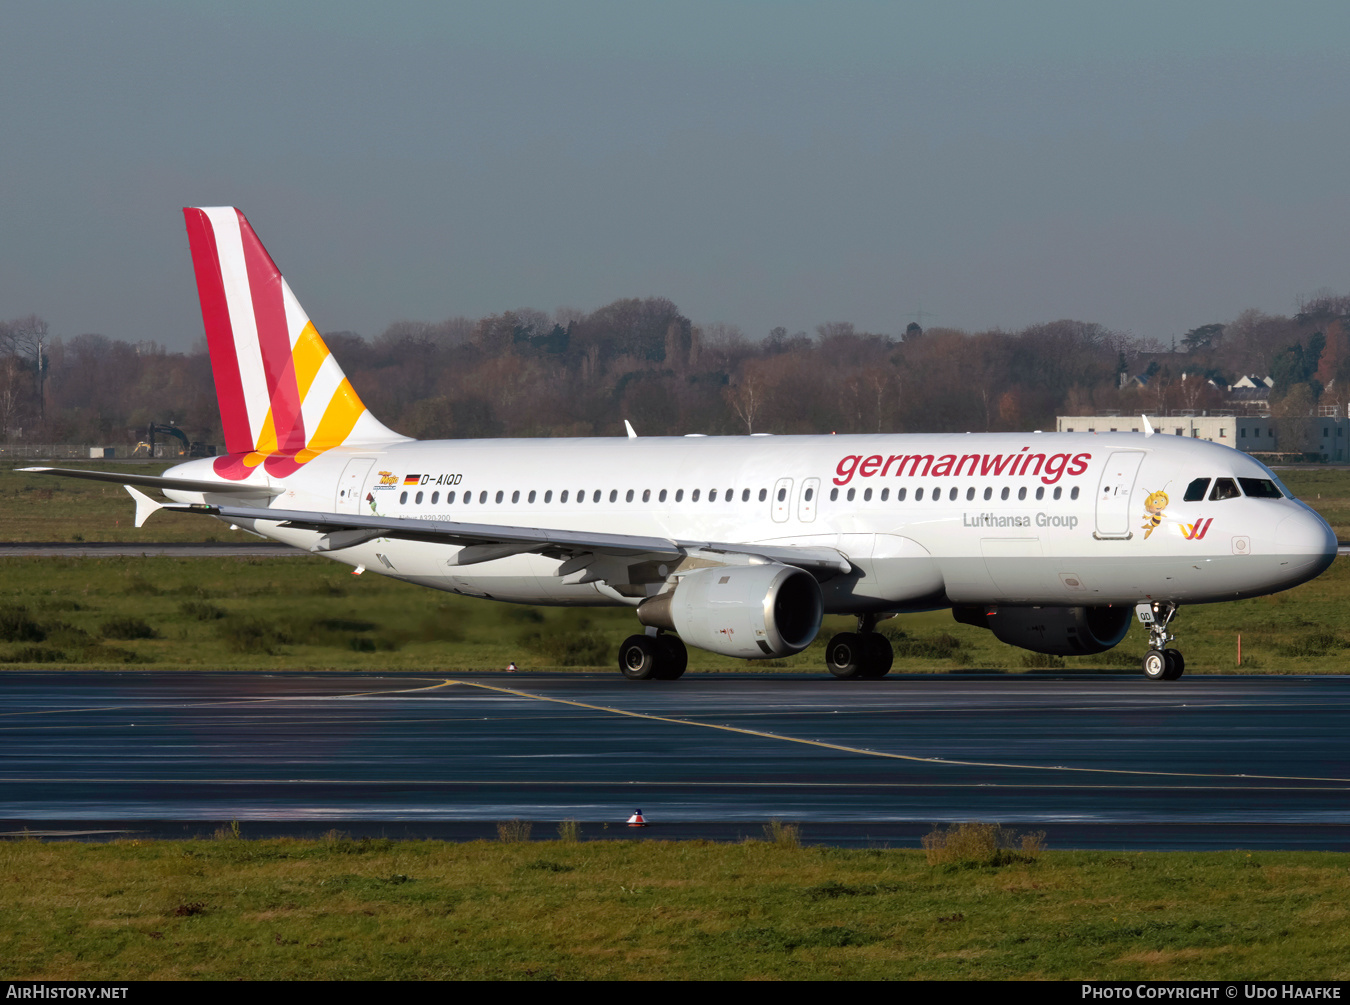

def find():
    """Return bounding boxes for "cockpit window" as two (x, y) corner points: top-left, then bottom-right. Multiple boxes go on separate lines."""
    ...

(1209, 478), (1241, 501)
(1183, 478), (1210, 502)
(1238, 478), (1283, 499)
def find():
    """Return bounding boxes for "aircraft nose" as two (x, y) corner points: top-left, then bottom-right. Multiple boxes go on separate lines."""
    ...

(1274, 509), (1338, 577)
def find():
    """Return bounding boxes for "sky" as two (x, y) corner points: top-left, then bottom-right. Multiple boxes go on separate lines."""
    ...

(3, 1), (1349, 349)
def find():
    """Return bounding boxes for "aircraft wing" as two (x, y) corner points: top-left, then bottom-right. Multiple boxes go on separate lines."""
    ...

(18, 466), (279, 497)
(160, 501), (854, 576)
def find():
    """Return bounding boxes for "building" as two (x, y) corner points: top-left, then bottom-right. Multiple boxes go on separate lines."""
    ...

(1055, 410), (1350, 462)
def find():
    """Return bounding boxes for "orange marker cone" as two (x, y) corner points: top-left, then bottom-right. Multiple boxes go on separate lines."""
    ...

(627, 809), (647, 827)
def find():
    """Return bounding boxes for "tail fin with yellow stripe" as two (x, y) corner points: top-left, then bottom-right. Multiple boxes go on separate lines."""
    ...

(182, 207), (405, 479)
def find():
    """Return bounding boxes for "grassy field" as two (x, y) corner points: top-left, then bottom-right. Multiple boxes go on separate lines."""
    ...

(2, 833), (1347, 980)
(1, 551), (1349, 672)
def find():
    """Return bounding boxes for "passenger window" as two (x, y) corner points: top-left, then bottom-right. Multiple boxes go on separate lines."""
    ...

(1238, 478), (1282, 498)
(742, 489), (750, 502)
(415, 491), (424, 504)
(658, 489), (666, 502)
(448, 491), (456, 503)
(726, 488), (733, 501)
(777, 487), (787, 502)
(479, 491), (488, 504)
(805, 487), (814, 501)
(1070, 487), (1079, 500)
(544, 490), (553, 503)
(431, 491), (439, 504)
(915, 488), (924, 501)
(881, 488), (889, 501)
(463, 492), (471, 504)
(949, 487), (958, 501)
(400, 491), (408, 504)
(628, 489), (637, 502)
(495, 491), (503, 503)
(1018, 487), (1027, 501)
(610, 489), (618, 503)
(593, 490), (601, 503)
(896, 487), (906, 501)
(675, 489), (684, 502)
(560, 490), (569, 503)
(863, 488), (872, 501)
(511, 490), (519, 503)
(1210, 478), (1240, 501)
(528, 490), (536, 503)
(966, 487), (975, 501)
(1035, 487), (1045, 500)
(983, 487), (992, 500)
(1000, 487), (1009, 501)
(847, 488), (856, 501)
(692, 489), (701, 502)
(1053, 487), (1061, 500)
(710, 489), (718, 502)
(830, 487), (839, 501)
(759, 488), (768, 502)
(1184, 478), (1211, 502)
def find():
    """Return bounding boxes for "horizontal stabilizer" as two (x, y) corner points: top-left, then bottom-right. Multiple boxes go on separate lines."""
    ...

(124, 485), (163, 528)
(19, 467), (280, 497)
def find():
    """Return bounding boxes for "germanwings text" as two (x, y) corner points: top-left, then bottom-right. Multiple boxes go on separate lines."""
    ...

(834, 448), (1092, 487)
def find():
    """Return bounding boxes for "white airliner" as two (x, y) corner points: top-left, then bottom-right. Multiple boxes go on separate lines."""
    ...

(26, 208), (1338, 681)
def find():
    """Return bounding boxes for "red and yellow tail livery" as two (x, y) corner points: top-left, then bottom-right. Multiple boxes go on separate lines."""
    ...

(182, 207), (404, 479)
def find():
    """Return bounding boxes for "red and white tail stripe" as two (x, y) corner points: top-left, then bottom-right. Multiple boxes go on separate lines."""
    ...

(182, 207), (403, 477)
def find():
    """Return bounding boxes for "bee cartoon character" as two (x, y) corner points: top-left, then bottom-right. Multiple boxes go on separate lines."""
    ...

(1142, 489), (1168, 539)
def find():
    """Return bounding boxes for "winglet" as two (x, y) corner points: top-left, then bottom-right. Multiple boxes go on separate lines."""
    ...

(1142, 415), (1155, 437)
(124, 485), (164, 528)
(624, 420), (637, 439)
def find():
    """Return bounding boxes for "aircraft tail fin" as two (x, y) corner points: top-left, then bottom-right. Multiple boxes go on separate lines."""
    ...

(182, 208), (405, 472)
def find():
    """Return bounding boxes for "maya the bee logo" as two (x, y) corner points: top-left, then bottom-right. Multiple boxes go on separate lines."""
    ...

(1142, 488), (1169, 539)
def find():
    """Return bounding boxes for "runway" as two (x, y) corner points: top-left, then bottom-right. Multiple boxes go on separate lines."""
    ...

(1, 671), (1348, 849)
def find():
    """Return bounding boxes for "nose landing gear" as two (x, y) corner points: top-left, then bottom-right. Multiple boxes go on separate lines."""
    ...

(1137, 602), (1184, 680)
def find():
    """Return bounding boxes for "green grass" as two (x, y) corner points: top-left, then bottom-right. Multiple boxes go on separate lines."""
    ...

(0, 552), (1348, 672)
(1, 836), (1347, 980)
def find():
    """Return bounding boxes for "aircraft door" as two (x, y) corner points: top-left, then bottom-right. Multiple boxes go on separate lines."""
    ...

(336, 458), (376, 513)
(771, 477), (793, 523)
(1094, 451), (1144, 539)
(798, 478), (820, 522)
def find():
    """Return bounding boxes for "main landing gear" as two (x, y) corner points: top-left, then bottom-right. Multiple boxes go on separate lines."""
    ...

(618, 631), (688, 680)
(825, 615), (894, 680)
(1137, 601), (1184, 681)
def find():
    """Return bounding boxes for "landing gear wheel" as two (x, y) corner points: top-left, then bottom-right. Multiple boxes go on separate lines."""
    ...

(1142, 649), (1167, 681)
(826, 632), (866, 679)
(654, 635), (688, 680)
(1163, 648), (1185, 681)
(860, 633), (893, 679)
(619, 635), (660, 680)
(827, 632), (891, 679)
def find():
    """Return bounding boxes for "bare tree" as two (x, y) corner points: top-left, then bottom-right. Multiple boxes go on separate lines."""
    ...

(2, 315), (49, 422)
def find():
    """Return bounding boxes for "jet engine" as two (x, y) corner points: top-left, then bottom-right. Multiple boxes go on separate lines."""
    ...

(952, 604), (1132, 656)
(637, 564), (824, 659)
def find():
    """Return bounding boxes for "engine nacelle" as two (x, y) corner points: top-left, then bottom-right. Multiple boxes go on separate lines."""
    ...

(637, 564), (824, 659)
(953, 605), (1132, 656)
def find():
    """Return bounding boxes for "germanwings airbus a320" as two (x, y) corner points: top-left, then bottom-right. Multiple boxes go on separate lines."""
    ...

(26, 208), (1338, 681)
